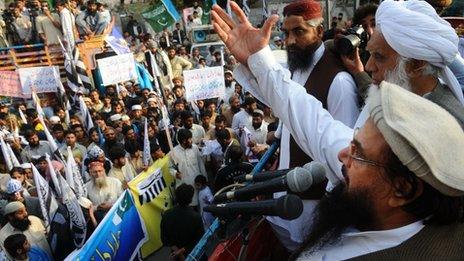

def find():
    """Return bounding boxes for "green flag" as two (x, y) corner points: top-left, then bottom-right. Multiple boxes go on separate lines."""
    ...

(142, 0), (181, 33)
(201, 0), (217, 25)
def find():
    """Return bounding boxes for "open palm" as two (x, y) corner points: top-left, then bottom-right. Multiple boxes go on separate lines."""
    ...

(212, 2), (279, 65)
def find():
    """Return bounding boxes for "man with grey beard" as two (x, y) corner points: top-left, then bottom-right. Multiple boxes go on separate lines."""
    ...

(211, 0), (464, 255)
(85, 161), (122, 220)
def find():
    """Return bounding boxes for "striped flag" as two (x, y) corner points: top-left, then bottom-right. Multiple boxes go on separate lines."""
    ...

(32, 164), (59, 230)
(137, 169), (166, 205)
(57, 173), (87, 248)
(73, 47), (93, 91)
(59, 38), (81, 93)
(143, 118), (152, 167)
(262, 0), (269, 19)
(242, 0), (251, 17)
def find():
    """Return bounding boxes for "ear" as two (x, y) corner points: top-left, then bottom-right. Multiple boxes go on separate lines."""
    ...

(388, 177), (423, 208)
(316, 25), (324, 39)
(405, 59), (428, 78)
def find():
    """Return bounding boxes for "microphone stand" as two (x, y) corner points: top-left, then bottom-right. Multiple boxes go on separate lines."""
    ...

(186, 141), (280, 261)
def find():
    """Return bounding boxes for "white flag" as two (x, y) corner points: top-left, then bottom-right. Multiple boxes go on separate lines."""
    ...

(32, 91), (45, 118)
(18, 109), (28, 124)
(79, 96), (94, 130)
(58, 174), (87, 248)
(32, 164), (58, 230)
(143, 118), (152, 166)
(6, 143), (21, 167)
(65, 146), (86, 199)
(37, 116), (63, 162)
(46, 153), (62, 198)
(0, 136), (13, 171)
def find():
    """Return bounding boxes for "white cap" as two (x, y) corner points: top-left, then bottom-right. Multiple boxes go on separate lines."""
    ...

(78, 197), (93, 209)
(253, 109), (264, 116)
(109, 114), (122, 122)
(50, 116), (61, 124)
(131, 104), (142, 111)
(20, 163), (32, 169)
(7, 179), (23, 194)
(121, 115), (130, 121)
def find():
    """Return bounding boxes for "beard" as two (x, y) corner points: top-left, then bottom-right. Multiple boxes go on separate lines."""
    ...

(293, 183), (375, 259)
(94, 176), (108, 189)
(231, 106), (241, 113)
(384, 57), (412, 91)
(10, 217), (31, 231)
(287, 42), (320, 72)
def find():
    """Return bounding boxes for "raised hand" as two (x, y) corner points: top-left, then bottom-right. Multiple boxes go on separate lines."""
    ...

(211, 2), (279, 65)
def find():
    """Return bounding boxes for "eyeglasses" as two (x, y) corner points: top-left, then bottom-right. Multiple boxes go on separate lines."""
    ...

(349, 128), (388, 169)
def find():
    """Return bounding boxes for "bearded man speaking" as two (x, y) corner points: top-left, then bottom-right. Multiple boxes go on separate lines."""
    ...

(211, 0), (464, 258)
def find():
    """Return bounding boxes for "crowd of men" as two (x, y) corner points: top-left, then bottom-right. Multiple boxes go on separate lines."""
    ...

(0, 0), (112, 47)
(0, 0), (463, 260)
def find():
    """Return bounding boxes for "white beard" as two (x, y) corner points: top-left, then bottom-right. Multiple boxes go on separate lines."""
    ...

(94, 176), (107, 189)
(384, 57), (412, 91)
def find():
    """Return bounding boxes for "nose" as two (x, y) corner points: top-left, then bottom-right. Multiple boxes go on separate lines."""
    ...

(338, 146), (351, 167)
(285, 34), (295, 46)
(365, 55), (375, 74)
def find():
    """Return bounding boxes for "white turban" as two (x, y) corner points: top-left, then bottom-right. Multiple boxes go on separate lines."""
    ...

(376, 0), (464, 105)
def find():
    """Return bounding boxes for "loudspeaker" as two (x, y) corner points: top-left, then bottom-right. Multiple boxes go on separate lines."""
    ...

(190, 25), (219, 43)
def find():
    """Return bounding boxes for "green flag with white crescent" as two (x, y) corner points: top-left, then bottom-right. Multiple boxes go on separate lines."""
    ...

(142, 0), (181, 33)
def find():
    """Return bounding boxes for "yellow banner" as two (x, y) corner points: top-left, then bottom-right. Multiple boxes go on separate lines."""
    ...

(128, 156), (174, 258)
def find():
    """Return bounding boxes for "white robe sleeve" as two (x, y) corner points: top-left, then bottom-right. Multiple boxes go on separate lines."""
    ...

(236, 46), (354, 183)
(327, 72), (360, 128)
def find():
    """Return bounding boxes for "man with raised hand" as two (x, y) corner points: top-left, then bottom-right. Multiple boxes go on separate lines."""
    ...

(211, 0), (464, 256)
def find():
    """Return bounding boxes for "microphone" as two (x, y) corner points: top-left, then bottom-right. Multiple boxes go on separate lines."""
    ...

(204, 194), (303, 220)
(234, 162), (326, 183)
(213, 163), (326, 203)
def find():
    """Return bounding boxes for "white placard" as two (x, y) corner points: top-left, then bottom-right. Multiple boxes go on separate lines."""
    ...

(183, 66), (225, 102)
(97, 53), (138, 86)
(18, 66), (60, 95)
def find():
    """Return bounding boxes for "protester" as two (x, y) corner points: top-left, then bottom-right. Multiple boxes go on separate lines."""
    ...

(85, 161), (123, 221)
(0, 201), (52, 258)
(160, 184), (204, 258)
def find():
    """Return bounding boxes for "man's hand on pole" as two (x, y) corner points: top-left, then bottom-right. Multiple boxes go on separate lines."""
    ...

(211, 2), (279, 66)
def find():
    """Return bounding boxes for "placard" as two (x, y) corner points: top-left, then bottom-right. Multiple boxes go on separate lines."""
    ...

(183, 66), (225, 101)
(97, 53), (138, 86)
(18, 66), (60, 95)
(0, 70), (25, 98)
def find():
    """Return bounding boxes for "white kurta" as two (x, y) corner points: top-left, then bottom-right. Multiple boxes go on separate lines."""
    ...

(85, 177), (123, 206)
(297, 220), (424, 260)
(235, 46), (356, 250)
(169, 144), (207, 206)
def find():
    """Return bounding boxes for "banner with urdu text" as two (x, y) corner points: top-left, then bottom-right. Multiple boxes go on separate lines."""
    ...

(65, 191), (147, 260)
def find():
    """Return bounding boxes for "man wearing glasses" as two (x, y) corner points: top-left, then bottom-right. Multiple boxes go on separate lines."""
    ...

(211, 1), (464, 259)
